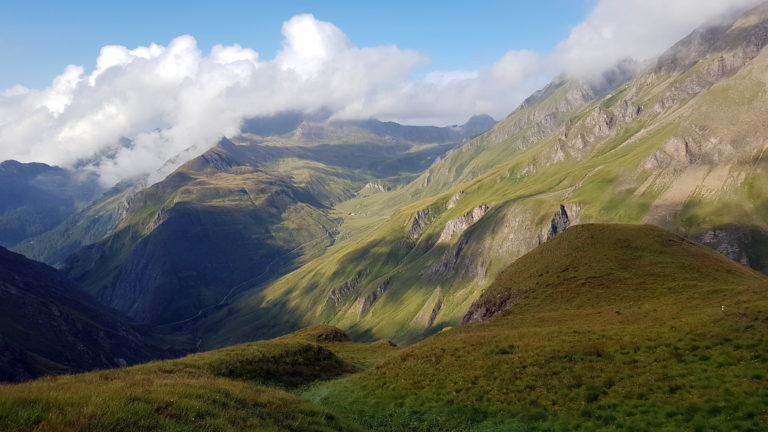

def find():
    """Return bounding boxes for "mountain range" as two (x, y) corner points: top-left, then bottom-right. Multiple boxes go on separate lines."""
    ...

(2, 3), (768, 431)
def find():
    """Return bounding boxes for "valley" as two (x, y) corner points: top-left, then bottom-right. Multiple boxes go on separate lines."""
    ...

(2, 2), (768, 431)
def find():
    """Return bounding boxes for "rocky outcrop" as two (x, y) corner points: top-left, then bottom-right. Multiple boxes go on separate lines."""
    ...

(547, 205), (571, 240)
(446, 191), (464, 209)
(695, 226), (768, 271)
(427, 236), (472, 279)
(327, 271), (365, 306)
(408, 208), (434, 240)
(643, 137), (694, 169)
(642, 132), (739, 170)
(362, 182), (391, 193)
(411, 287), (443, 329)
(462, 296), (516, 325)
(427, 302), (443, 327)
(437, 204), (489, 243)
(700, 227), (751, 266)
(357, 277), (392, 316)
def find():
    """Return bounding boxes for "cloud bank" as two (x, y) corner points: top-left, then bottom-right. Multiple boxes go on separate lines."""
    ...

(0, 0), (762, 186)
(556, 0), (763, 78)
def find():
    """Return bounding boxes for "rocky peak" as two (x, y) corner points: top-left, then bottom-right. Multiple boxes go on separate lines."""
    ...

(460, 115), (497, 138)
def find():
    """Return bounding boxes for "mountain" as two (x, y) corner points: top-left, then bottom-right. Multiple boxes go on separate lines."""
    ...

(241, 111), (497, 143)
(13, 180), (142, 266)
(305, 224), (768, 431)
(60, 117), (494, 326)
(200, 2), (768, 346)
(0, 247), (169, 382)
(0, 160), (99, 248)
(3, 225), (765, 431)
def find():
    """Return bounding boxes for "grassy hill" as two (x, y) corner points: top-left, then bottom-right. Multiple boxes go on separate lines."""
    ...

(0, 325), (398, 432)
(304, 224), (768, 431)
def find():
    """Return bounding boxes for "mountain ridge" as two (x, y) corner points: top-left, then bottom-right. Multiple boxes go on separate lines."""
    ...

(197, 3), (768, 346)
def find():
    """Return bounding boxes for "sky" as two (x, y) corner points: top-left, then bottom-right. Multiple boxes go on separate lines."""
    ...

(0, 1), (593, 90)
(0, 0), (763, 187)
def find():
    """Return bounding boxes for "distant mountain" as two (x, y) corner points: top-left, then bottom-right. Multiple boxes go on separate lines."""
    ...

(241, 111), (497, 143)
(61, 115), (492, 326)
(0, 160), (99, 247)
(13, 179), (142, 267)
(0, 247), (169, 382)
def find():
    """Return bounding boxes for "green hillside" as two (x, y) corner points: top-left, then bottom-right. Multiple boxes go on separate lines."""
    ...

(305, 224), (768, 431)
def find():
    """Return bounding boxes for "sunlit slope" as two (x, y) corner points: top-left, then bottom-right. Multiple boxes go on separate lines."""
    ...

(306, 224), (768, 432)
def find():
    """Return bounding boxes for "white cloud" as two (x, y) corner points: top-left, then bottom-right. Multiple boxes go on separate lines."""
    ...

(0, 3), (762, 187)
(556, 0), (764, 78)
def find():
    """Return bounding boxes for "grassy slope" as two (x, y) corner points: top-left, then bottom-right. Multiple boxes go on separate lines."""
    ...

(305, 224), (768, 432)
(207, 14), (768, 345)
(3, 225), (767, 432)
(0, 325), (399, 432)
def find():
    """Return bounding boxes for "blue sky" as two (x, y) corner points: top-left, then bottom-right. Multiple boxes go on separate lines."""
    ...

(0, 0), (593, 89)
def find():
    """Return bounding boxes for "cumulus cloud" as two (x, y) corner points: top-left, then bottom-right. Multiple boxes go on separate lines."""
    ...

(0, 2), (763, 187)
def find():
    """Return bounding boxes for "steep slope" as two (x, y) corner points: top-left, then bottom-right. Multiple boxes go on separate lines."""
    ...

(0, 325), (397, 432)
(205, 3), (768, 345)
(62, 117), (490, 325)
(0, 160), (99, 248)
(0, 247), (169, 382)
(306, 224), (768, 431)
